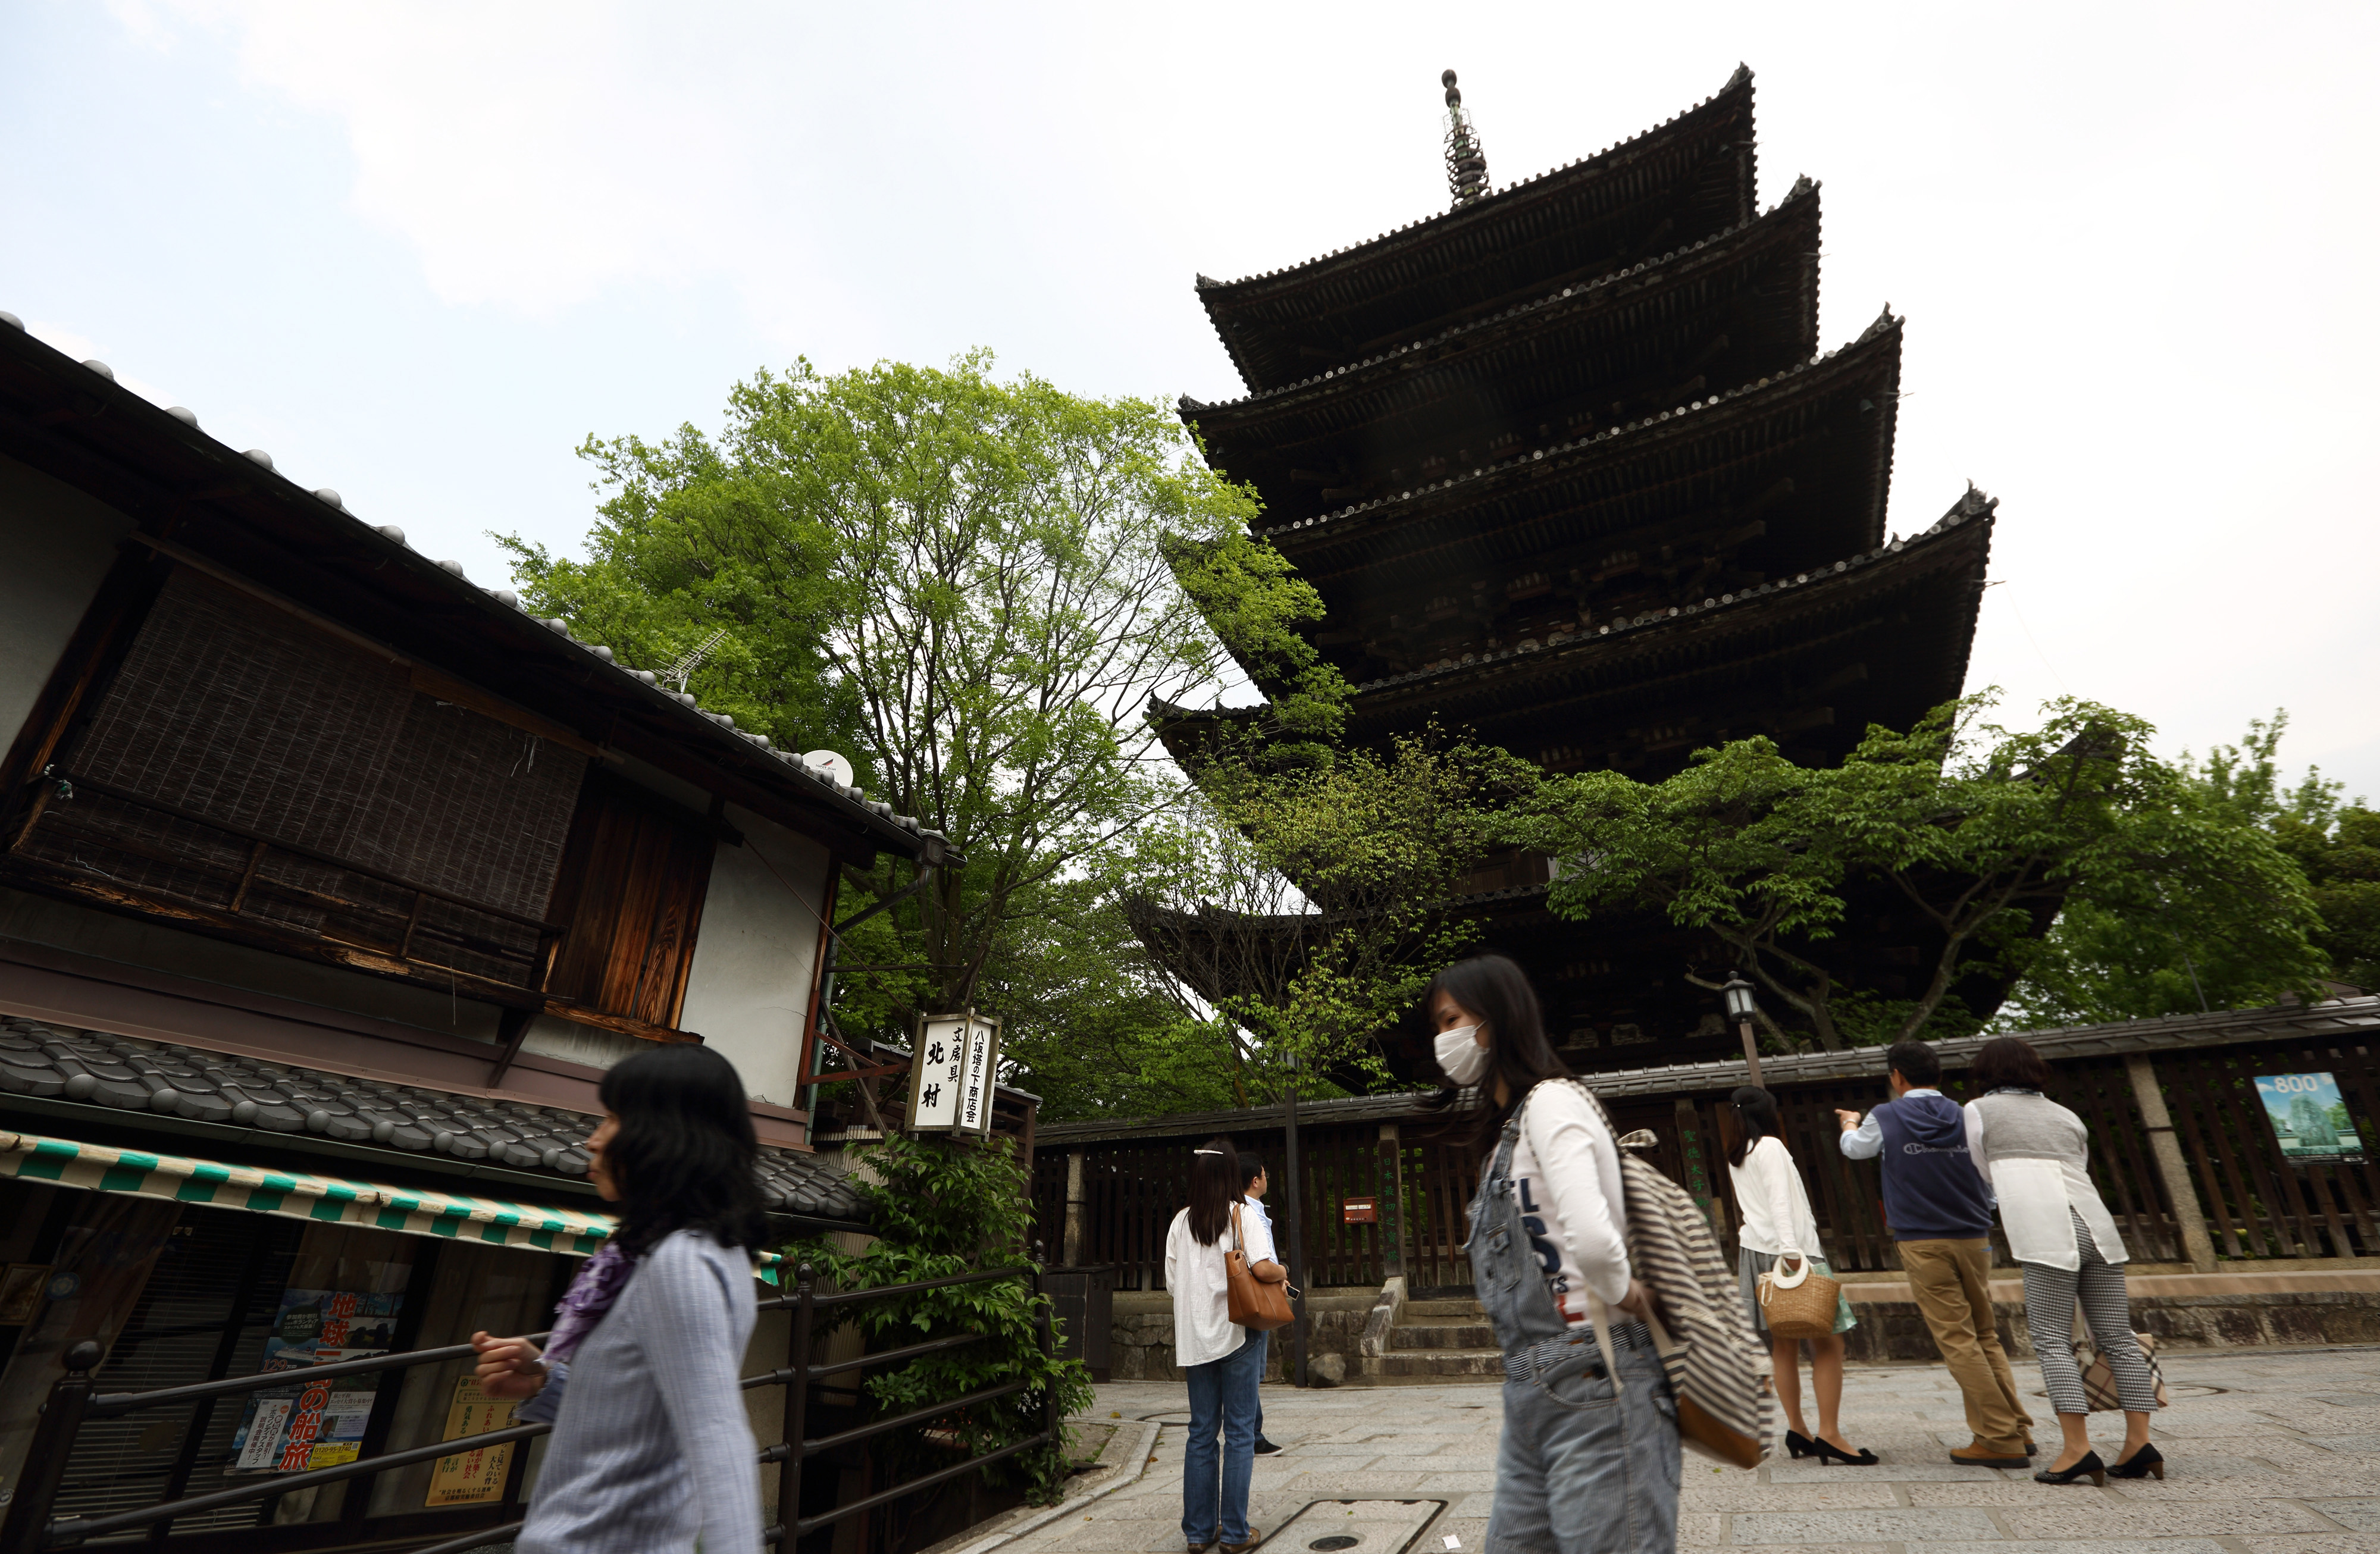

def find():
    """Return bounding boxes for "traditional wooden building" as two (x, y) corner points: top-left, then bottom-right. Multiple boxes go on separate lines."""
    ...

(0, 309), (953, 1549)
(1158, 67), (1999, 1071)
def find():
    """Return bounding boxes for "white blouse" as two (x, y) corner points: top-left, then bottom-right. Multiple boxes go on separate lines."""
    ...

(1728, 1134), (1824, 1259)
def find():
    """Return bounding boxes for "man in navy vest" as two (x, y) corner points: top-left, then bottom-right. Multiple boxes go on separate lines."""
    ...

(1838, 1039), (2035, 1467)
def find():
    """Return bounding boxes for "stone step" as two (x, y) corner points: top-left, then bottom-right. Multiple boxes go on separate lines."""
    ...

(1361, 1348), (1505, 1378)
(1401, 1297), (1488, 1319)
(1389, 1322), (1498, 1351)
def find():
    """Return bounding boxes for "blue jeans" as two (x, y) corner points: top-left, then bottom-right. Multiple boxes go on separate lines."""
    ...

(1181, 1333), (1265, 1545)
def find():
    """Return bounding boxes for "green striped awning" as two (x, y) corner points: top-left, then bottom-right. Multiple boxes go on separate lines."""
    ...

(0, 1129), (615, 1256)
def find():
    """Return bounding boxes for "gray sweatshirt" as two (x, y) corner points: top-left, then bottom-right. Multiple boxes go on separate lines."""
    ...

(518, 1229), (763, 1554)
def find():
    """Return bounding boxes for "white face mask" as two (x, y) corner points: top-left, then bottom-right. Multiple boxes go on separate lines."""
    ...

(1434, 1024), (1489, 1086)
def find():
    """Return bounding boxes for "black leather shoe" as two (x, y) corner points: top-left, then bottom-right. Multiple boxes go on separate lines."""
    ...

(1784, 1428), (1814, 1459)
(2034, 1450), (2107, 1487)
(1812, 1437), (1880, 1466)
(2108, 1442), (2164, 1480)
(1252, 1436), (1283, 1455)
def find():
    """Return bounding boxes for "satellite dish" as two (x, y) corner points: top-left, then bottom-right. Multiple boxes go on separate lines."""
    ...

(803, 750), (854, 787)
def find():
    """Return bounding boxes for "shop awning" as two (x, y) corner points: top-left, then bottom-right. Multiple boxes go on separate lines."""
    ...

(1, 1129), (614, 1256)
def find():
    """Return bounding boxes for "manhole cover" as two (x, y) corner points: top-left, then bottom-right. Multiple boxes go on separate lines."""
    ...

(1264, 1500), (1447, 1554)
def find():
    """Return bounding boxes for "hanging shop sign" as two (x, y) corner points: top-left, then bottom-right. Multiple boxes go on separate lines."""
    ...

(228, 1287), (405, 1472)
(2256, 1072), (2366, 1163)
(907, 1010), (1002, 1136)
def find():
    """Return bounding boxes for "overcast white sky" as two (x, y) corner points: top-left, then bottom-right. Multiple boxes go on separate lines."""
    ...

(6, 1), (2375, 797)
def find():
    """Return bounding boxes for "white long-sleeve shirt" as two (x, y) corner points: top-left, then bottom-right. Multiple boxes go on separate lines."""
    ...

(1163, 1199), (1277, 1368)
(1727, 1134), (1822, 1258)
(1500, 1083), (1633, 1317)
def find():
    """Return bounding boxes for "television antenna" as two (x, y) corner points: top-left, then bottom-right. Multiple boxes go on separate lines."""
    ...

(663, 626), (729, 692)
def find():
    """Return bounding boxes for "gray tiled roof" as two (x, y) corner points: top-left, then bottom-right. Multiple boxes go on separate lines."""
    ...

(0, 1017), (867, 1221)
(0, 308), (948, 860)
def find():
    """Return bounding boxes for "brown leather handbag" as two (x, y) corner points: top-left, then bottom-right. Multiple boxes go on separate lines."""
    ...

(1225, 1204), (1294, 1331)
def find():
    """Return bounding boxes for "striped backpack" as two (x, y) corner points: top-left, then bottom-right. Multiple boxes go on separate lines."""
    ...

(1545, 1078), (1773, 1469)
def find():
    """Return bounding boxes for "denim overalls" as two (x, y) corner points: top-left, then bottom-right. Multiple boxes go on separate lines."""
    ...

(1471, 1093), (1681, 1554)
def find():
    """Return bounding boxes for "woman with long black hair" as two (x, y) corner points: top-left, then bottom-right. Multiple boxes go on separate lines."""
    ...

(1165, 1135), (1286, 1554)
(1433, 953), (1677, 1554)
(1726, 1086), (1872, 1465)
(471, 1044), (769, 1553)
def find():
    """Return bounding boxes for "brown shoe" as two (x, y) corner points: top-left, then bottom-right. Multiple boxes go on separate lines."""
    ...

(1949, 1442), (2031, 1469)
(1221, 1531), (1263, 1554)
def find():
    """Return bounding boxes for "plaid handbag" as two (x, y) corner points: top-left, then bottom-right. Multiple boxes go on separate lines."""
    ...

(2078, 1329), (2172, 1411)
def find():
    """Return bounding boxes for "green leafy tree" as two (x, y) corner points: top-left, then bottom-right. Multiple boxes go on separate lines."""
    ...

(781, 1133), (1094, 1509)
(1132, 730), (1537, 1098)
(1498, 694), (2330, 1049)
(2012, 712), (2366, 1021)
(502, 355), (1332, 1064)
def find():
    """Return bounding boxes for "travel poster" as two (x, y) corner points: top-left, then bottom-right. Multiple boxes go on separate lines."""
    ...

(425, 1374), (519, 1506)
(228, 1287), (403, 1472)
(2256, 1072), (2366, 1162)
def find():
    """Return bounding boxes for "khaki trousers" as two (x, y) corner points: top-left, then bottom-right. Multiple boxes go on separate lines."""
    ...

(1898, 1237), (2033, 1455)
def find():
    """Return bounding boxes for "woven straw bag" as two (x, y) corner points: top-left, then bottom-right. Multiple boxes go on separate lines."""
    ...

(1755, 1255), (1839, 1341)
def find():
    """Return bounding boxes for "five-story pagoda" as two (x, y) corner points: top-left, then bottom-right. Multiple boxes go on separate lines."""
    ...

(1157, 67), (2000, 1073)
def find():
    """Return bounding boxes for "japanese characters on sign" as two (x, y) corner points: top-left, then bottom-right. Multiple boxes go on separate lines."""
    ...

(907, 1010), (1002, 1135)
(426, 1374), (521, 1505)
(955, 1014), (999, 1135)
(229, 1287), (403, 1473)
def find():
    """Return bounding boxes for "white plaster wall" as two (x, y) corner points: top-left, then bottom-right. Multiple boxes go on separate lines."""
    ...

(675, 805), (832, 1106)
(0, 453), (135, 751)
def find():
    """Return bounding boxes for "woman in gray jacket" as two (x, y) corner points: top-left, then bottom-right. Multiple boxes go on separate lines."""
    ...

(472, 1045), (768, 1552)
(1964, 1038), (2162, 1486)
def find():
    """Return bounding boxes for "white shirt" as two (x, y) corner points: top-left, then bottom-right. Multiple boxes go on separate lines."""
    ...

(1963, 1097), (2128, 1269)
(1727, 1134), (1822, 1258)
(1163, 1198), (1278, 1368)
(1502, 1083), (1633, 1317)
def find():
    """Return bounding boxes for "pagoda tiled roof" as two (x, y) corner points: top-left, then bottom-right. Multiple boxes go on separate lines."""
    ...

(1254, 309), (1903, 599)
(1148, 486), (1993, 763)
(1341, 488), (1991, 710)
(1181, 183), (1824, 524)
(1196, 67), (1759, 395)
(1183, 177), (1818, 425)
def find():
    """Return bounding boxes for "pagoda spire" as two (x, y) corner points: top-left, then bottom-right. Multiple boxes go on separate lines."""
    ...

(1442, 69), (1488, 206)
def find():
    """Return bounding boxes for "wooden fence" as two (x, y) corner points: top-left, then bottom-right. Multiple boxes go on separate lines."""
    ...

(1033, 1033), (2380, 1287)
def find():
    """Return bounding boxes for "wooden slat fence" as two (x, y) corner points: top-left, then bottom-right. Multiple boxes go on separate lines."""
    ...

(1032, 1033), (2380, 1291)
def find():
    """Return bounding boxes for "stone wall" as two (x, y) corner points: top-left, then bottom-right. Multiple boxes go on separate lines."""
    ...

(1109, 1288), (1379, 1384)
(1836, 1271), (2380, 1364)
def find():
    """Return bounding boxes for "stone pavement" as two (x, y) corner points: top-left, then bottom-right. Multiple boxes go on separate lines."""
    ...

(1013, 1346), (2380, 1554)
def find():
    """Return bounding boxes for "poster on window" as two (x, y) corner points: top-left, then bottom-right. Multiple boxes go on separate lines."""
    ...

(425, 1374), (519, 1505)
(2257, 1073), (2366, 1163)
(228, 1288), (404, 1472)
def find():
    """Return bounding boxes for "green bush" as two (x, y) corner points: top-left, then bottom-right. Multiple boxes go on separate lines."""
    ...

(781, 1132), (1095, 1509)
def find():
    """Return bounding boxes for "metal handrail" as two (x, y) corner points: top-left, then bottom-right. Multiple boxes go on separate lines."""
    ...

(85, 1332), (553, 1418)
(0, 1253), (1065, 1554)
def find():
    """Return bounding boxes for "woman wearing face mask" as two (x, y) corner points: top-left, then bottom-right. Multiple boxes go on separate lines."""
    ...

(1432, 953), (1678, 1554)
(470, 1045), (768, 1553)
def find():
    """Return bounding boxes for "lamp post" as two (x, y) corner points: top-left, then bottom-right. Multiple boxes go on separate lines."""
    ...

(1722, 975), (1764, 1088)
(1282, 1051), (1307, 1387)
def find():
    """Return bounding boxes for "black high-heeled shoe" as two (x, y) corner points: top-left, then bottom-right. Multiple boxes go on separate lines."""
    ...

(2107, 1442), (2164, 1480)
(1784, 1429), (1814, 1459)
(2033, 1450), (2107, 1487)
(1811, 1437), (1880, 1466)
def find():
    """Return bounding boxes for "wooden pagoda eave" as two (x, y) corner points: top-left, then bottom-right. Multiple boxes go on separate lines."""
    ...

(1255, 321), (1902, 604)
(1184, 181), (1821, 446)
(1197, 67), (1759, 393)
(1344, 501), (1991, 726)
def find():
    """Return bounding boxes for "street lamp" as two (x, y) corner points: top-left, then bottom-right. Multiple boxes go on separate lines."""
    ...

(1721, 975), (1764, 1087)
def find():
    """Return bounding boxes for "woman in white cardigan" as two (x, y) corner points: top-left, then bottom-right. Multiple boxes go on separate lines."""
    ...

(1964, 1037), (2162, 1486)
(1726, 1086), (1872, 1465)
